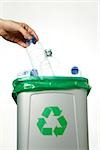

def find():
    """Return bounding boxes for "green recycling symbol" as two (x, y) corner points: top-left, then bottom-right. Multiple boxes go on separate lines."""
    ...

(37, 106), (68, 137)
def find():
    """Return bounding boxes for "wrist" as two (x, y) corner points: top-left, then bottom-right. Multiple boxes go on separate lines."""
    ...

(0, 19), (5, 36)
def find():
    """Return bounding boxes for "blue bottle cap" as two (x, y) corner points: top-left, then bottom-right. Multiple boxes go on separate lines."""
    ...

(71, 66), (79, 75)
(32, 36), (37, 44)
(30, 69), (38, 76)
(26, 36), (37, 45)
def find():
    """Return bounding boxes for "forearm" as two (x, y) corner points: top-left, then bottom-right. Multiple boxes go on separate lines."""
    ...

(0, 19), (5, 36)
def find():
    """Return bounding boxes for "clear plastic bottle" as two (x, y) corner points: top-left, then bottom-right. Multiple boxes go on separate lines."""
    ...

(26, 37), (55, 76)
(26, 37), (66, 76)
(40, 49), (66, 76)
(39, 49), (55, 76)
(26, 40), (46, 76)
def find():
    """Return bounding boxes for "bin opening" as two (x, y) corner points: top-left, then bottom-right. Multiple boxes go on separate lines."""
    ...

(12, 76), (91, 104)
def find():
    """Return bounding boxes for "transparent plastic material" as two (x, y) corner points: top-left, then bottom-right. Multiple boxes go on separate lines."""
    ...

(17, 68), (39, 78)
(26, 41), (66, 76)
(25, 38), (82, 77)
(40, 49), (66, 76)
(26, 42), (44, 74)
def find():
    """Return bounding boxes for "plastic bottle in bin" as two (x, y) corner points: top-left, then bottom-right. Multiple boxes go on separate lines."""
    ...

(17, 68), (38, 78)
(26, 37), (66, 76)
(40, 49), (65, 76)
(38, 49), (53, 76)
(17, 70), (30, 78)
(30, 68), (38, 76)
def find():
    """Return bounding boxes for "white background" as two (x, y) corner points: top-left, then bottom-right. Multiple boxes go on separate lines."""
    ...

(0, 0), (100, 150)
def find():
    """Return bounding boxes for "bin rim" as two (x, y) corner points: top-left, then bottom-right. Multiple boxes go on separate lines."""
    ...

(12, 76), (91, 104)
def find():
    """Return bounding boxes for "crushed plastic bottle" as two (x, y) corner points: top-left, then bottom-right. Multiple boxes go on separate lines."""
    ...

(17, 70), (30, 78)
(17, 68), (38, 78)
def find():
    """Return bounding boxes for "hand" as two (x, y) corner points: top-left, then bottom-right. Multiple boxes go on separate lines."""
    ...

(0, 19), (39, 48)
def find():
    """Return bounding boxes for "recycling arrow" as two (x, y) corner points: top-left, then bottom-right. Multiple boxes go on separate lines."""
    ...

(37, 106), (68, 137)
(54, 116), (67, 136)
(42, 106), (62, 118)
(37, 118), (52, 135)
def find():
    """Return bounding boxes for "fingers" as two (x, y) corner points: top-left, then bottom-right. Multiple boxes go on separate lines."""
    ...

(0, 19), (39, 47)
(18, 26), (32, 40)
(19, 23), (39, 41)
(17, 40), (29, 48)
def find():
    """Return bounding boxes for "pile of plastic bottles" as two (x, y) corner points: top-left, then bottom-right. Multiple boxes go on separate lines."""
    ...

(17, 36), (81, 78)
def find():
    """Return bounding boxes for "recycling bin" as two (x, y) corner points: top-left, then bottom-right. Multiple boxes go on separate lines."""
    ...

(12, 76), (91, 150)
